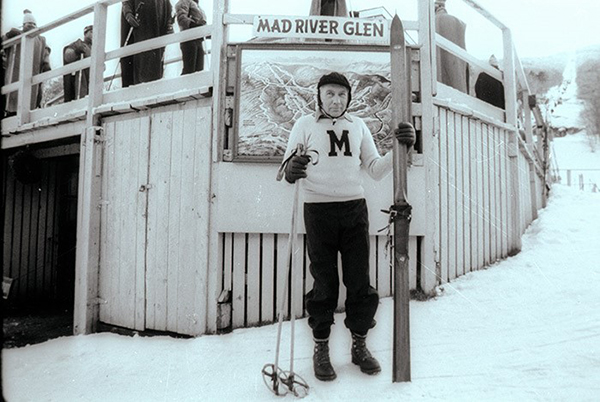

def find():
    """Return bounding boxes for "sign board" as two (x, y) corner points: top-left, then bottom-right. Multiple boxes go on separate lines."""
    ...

(253, 15), (389, 43)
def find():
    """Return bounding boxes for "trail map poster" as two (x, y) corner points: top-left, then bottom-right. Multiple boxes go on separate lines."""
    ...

(234, 46), (393, 160)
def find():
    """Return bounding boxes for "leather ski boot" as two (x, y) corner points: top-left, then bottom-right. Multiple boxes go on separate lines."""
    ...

(313, 338), (337, 381)
(351, 332), (381, 375)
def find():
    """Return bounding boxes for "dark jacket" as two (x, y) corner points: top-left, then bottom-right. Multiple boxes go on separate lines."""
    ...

(435, 8), (469, 93)
(175, 0), (206, 30)
(63, 38), (92, 101)
(120, 0), (173, 87)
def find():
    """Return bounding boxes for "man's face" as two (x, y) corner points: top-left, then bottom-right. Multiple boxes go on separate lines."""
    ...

(319, 83), (349, 118)
(84, 29), (93, 43)
(23, 22), (36, 32)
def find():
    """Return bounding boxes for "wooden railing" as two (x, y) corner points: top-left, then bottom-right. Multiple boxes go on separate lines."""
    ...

(1, 0), (214, 141)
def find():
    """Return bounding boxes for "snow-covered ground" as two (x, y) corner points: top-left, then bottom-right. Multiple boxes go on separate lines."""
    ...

(552, 132), (600, 190)
(2, 134), (600, 401)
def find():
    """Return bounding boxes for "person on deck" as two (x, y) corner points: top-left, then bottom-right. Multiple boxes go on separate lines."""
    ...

(280, 72), (415, 381)
(62, 25), (93, 102)
(475, 55), (506, 109)
(175, 0), (207, 75)
(309, 0), (348, 16)
(120, 0), (173, 87)
(2, 9), (51, 116)
(435, 0), (469, 93)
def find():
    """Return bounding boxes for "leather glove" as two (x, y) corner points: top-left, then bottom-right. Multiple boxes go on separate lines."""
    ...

(285, 155), (310, 184)
(394, 122), (416, 147)
(125, 13), (140, 28)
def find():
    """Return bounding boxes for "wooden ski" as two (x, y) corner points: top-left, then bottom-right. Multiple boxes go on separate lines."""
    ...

(390, 14), (412, 383)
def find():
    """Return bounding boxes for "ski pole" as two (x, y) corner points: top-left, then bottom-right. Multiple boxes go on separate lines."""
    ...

(107, 1), (144, 91)
(263, 144), (314, 398)
(273, 144), (302, 392)
(77, 53), (84, 99)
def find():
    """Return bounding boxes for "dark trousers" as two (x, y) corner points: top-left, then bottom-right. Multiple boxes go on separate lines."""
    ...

(180, 39), (204, 75)
(304, 199), (379, 339)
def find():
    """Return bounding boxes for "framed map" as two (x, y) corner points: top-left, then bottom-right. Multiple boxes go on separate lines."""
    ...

(232, 43), (393, 161)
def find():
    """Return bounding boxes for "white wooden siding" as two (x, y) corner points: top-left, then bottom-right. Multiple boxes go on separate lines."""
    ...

(218, 233), (417, 329)
(99, 99), (212, 336)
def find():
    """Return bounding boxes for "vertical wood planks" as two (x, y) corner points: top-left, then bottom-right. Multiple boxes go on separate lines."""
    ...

(462, 115), (472, 274)
(439, 108), (449, 283)
(219, 233), (406, 329)
(489, 126), (498, 262)
(275, 233), (289, 321)
(261, 234), (275, 324)
(146, 109), (172, 331)
(231, 232), (246, 328)
(134, 116), (150, 331)
(500, 129), (509, 258)
(291, 233), (305, 319)
(447, 111), (457, 280)
(99, 120), (114, 324)
(246, 234), (261, 326)
(166, 107), (184, 332)
(469, 118), (478, 272)
(455, 113), (464, 278)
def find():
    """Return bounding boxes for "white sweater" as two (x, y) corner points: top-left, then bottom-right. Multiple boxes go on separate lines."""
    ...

(283, 112), (392, 203)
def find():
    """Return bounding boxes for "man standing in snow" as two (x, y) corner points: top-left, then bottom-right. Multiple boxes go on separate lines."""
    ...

(281, 72), (415, 381)
(62, 25), (93, 102)
(175, 0), (207, 75)
(120, 0), (173, 87)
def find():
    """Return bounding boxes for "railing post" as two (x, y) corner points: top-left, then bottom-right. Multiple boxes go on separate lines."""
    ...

(86, 2), (108, 125)
(418, 0), (440, 293)
(503, 27), (522, 254)
(74, 2), (108, 335)
(16, 34), (35, 126)
(206, 0), (230, 334)
(428, 0), (438, 97)
(522, 90), (533, 147)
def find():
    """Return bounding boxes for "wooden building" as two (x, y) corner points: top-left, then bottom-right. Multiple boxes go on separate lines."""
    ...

(2, 0), (549, 337)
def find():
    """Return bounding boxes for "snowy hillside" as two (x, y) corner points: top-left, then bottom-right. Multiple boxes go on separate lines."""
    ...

(525, 45), (600, 135)
(3, 138), (600, 401)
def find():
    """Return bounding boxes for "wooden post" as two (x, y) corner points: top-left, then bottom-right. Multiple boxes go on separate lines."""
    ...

(17, 34), (35, 126)
(522, 90), (533, 147)
(567, 170), (572, 187)
(206, 0), (229, 334)
(428, 0), (438, 97)
(73, 2), (108, 335)
(503, 28), (522, 253)
(418, 0), (439, 293)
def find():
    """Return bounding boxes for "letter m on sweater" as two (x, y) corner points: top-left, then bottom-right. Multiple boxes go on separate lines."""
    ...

(327, 130), (352, 156)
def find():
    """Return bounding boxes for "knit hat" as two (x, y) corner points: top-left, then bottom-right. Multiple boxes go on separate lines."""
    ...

(84, 25), (93, 35)
(317, 72), (352, 109)
(23, 9), (36, 25)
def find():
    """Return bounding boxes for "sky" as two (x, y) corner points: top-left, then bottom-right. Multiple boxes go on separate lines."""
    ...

(2, 0), (599, 67)
(3, 140), (600, 400)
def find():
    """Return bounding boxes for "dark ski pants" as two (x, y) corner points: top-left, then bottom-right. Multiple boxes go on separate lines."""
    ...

(304, 198), (379, 340)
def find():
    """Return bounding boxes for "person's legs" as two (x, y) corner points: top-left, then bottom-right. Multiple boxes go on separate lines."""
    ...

(339, 199), (379, 335)
(180, 41), (194, 75)
(304, 202), (340, 340)
(338, 199), (381, 375)
(304, 202), (341, 381)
